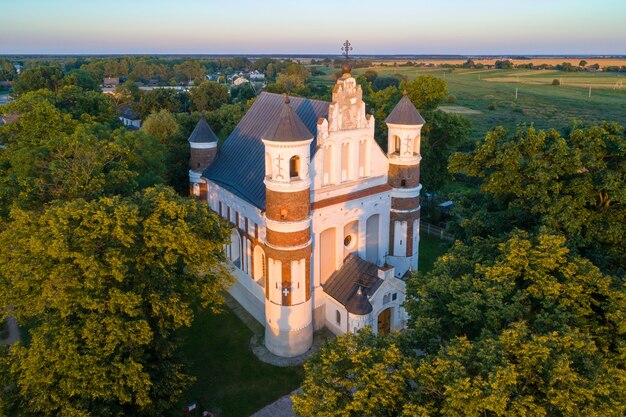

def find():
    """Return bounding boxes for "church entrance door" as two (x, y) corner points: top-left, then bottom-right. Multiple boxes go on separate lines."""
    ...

(377, 308), (391, 335)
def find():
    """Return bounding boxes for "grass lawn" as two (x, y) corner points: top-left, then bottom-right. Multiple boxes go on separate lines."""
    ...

(419, 231), (452, 274)
(179, 307), (304, 417)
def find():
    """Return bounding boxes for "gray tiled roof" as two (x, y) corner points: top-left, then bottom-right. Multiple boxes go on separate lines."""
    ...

(120, 106), (139, 120)
(203, 92), (328, 210)
(385, 95), (425, 125)
(263, 96), (313, 142)
(188, 117), (218, 143)
(322, 254), (383, 315)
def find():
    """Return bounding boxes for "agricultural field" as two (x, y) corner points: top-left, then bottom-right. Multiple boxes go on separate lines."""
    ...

(309, 65), (626, 141)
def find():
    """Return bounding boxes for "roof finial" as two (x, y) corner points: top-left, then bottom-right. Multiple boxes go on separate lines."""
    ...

(403, 88), (408, 96)
(356, 286), (363, 296)
(284, 93), (290, 104)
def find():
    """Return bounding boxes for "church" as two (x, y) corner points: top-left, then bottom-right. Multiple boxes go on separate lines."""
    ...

(188, 68), (424, 357)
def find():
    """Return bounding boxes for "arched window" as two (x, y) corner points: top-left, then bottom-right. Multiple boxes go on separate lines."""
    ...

(230, 229), (241, 268)
(265, 153), (272, 177)
(253, 246), (266, 287)
(413, 136), (420, 155)
(394, 136), (401, 154)
(289, 155), (300, 178)
(323, 145), (333, 185)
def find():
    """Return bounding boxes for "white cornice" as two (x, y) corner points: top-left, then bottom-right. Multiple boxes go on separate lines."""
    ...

(190, 142), (217, 149)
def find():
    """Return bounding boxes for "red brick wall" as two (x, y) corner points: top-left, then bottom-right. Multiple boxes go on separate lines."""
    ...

(388, 163), (420, 188)
(391, 196), (420, 211)
(266, 189), (310, 222)
(190, 148), (217, 172)
(266, 227), (310, 247)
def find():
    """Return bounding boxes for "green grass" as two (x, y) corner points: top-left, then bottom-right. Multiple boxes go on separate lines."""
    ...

(310, 66), (626, 141)
(419, 231), (451, 274)
(179, 307), (303, 417)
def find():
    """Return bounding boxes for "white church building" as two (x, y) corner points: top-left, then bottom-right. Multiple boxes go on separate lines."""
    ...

(188, 69), (425, 357)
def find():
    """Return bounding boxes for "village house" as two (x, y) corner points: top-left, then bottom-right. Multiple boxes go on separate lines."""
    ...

(103, 77), (120, 87)
(119, 106), (141, 129)
(189, 68), (423, 358)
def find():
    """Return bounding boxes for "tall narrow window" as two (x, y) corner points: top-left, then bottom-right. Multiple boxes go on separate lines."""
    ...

(289, 155), (300, 178)
(394, 136), (401, 154)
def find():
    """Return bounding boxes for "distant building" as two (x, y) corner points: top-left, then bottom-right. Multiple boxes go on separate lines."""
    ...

(188, 70), (423, 358)
(14, 64), (23, 75)
(249, 70), (265, 80)
(233, 76), (249, 86)
(103, 77), (120, 87)
(119, 107), (141, 129)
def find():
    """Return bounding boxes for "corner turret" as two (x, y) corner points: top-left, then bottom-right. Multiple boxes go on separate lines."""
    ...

(261, 96), (314, 357)
(385, 93), (425, 276)
(188, 116), (219, 199)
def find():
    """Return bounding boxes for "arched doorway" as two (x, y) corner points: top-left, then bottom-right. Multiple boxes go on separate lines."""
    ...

(377, 308), (392, 335)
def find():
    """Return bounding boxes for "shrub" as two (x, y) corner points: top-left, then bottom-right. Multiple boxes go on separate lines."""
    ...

(447, 95), (457, 104)
(552, 79), (560, 86)
(488, 102), (497, 111)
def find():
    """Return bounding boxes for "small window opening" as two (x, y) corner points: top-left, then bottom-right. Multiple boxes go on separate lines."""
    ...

(280, 209), (288, 220)
(290, 155), (300, 178)
(344, 235), (352, 247)
(392, 293), (397, 301)
(400, 179), (406, 187)
(336, 310), (341, 325)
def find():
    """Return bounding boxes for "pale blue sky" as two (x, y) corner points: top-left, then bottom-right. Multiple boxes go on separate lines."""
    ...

(0, 0), (624, 54)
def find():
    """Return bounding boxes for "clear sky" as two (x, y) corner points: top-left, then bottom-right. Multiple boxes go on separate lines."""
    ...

(1, 0), (624, 55)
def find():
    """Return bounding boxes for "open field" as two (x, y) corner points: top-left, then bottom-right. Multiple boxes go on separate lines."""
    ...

(310, 66), (626, 141)
(370, 58), (626, 67)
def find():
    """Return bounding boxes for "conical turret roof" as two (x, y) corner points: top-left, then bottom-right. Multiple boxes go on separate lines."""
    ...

(188, 117), (219, 143)
(385, 93), (425, 125)
(262, 96), (313, 142)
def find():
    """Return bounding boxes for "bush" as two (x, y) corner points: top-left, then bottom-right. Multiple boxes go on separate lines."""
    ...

(488, 102), (497, 111)
(552, 79), (560, 86)
(447, 95), (457, 104)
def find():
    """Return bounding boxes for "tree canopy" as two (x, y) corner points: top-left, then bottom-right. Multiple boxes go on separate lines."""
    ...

(0, 186), (232, 416)
(295, 121), (626, 416)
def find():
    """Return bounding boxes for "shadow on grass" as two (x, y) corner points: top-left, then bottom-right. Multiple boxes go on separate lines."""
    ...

(419, 231), (452, 274)
(179, 307), (304, 417)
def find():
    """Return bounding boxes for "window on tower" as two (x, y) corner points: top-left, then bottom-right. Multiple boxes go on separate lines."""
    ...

(289, 155), (300, 178)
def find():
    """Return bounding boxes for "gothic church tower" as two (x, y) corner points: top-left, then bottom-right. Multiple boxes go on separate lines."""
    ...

(385, 92), (425, 276)
(261, 96), (314, 357)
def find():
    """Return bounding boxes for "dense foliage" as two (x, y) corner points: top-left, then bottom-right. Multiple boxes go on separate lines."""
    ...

(0, 187), (232, 416)
(295, 122), (626, 416)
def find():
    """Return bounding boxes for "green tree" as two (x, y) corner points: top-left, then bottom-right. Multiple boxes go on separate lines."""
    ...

(293, 329), (417, 417)
(0, 186), (232, 416)
(0, 93), (166, 214)
(206, 102), (247, 140)
(448, 123), (626, 272)
(363, 69), (378, 83)
(12, 66), (64, 96)
(405, 75), (447, 110)
(174, 60), (205, 85)
(188, 81), (229, 112)
(62, 68), (100, 91)
(420, 110), (471, 192)
(404, 230), (626, 416)
(136, 87), (183, 118)
(141, 109), (180, 142)
(274, 63), (310, 92)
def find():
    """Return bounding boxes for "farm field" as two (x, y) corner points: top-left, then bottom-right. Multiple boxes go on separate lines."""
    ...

(309, 66), (626, 141)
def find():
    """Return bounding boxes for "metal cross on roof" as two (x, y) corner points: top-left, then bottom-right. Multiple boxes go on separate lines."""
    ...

(341, 40), (353, 62)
